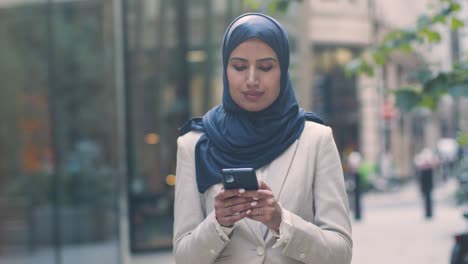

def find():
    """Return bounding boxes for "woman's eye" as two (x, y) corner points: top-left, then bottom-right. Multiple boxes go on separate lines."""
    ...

(233, 66), (247, 71)
(258, 66), (272, 72)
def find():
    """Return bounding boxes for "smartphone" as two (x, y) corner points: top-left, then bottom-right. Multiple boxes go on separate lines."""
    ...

(221, 168), (259, 190)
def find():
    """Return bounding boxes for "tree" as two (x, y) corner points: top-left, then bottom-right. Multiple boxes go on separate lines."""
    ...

(345, 0), (468, 112)
(345, 0), (468, 149)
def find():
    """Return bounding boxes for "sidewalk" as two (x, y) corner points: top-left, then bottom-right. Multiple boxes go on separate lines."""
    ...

(134, 178), (465, 264)
(362, 176), (459, 210)
(132, 250), (173, 264)
(351, 178), (465, 264)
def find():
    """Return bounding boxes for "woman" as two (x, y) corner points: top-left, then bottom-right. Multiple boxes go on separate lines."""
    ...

(174, 13), (352, 264)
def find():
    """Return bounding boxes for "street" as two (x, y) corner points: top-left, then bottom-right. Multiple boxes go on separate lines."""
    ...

(135, 178), (466, 264)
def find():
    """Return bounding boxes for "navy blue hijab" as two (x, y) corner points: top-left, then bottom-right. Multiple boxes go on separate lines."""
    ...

(179, 13), (322, 193)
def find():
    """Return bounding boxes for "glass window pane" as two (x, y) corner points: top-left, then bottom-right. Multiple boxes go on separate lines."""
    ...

(126, 0), (179, 251)
(50, 1), (120, 263)
(0, 4), (56, 264)
(0, 1), (121, 263)
(126, 0), (242, 252)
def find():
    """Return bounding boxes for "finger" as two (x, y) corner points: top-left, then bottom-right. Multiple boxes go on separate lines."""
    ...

(241, 189), (273, 200)
(247, 207), (274, 221)
(216, 197), (250, 210)
(248, 197), (275, 209)
(219, 201), (254, 217)
(215, 197), (252, 211)
(247, 207), (266, 218)
(217, 188), (246, 200)
(224, 196), (254, 208)
(258, 180), (272, 191)
(218, 209), (252, 226)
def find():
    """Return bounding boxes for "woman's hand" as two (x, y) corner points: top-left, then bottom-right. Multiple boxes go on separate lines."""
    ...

(214, 187), (254, 227)
(243, 180), (282, 233)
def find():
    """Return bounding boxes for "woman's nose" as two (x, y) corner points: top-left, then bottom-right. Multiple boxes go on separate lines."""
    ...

(246, 67), (258, 86)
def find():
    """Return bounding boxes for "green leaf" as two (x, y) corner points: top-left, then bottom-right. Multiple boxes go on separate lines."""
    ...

(431, 14), (446, 24)
(383, 30), (404, 42)
(451, 17), (464, 30)
(407, 70), (433, 84)
(458, 131), (468, 147)
(244, 0), (261, 10)
(449, 84), (468, 97)
(360, 60), (374, 77)
(417, 15), (431, 29)
(345, 59), (374, 77)
(421, 29), (442, 43)
(345, 59), (360, 77)
(401, 31), (417, 42)
(423, 73), (449, 95)
(394, 88), (421, 112)
(268, 0), (290, 14)
(419, 95), (437, 110)
(372, 51), (387, 65)
(451, 3), (462, 12)
(398, 43), (413, 53)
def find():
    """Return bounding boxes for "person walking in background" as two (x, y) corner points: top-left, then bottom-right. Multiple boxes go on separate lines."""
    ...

(173, 13), (352, 264)
(414, 148), (438, 219)
(347, 151), (363, 221)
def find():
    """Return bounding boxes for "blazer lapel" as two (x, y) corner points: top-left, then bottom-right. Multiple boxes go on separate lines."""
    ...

(243, 139), (300, 244)
(264, 139), (300, 241)
(266, 139), (299, 200)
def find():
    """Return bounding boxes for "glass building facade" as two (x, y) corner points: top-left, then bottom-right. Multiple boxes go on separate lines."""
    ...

(1, 1), (121, 263)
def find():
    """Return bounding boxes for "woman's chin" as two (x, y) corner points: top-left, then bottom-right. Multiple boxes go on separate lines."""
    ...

(239, 104), (267, 112)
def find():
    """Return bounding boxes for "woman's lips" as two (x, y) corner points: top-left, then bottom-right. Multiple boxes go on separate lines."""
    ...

(242, 91), (264, 101)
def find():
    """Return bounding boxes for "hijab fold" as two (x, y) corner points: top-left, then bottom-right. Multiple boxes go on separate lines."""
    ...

(179, 13), (322, 193)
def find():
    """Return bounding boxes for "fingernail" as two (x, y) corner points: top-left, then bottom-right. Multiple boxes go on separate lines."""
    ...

(250, 201), (257, 206)
(239, 188), (245, 194)
(234, 212), (240, 215)
(253, 197), (259, 200)
(246, 210), (251, 214)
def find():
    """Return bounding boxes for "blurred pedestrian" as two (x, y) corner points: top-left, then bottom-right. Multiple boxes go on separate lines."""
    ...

(414, 148), (438, 219)
(437, 137), (459, 181)
(173, 13), (352, 264)
(347, 151), (363, 220)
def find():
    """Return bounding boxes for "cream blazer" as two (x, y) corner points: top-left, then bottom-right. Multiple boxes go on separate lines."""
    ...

(173, 121), (352, 264)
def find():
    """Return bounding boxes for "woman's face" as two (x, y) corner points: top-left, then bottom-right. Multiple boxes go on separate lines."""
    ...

(227, 38), (281, 112)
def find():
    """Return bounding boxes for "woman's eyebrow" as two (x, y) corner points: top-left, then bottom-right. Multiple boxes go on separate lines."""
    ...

(229, 57), (278, 62)
(230, 57), (248, 62)
(257, 57), (277, 62)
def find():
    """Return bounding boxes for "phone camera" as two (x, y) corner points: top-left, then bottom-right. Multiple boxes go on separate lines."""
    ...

(225, 174), (234, 183)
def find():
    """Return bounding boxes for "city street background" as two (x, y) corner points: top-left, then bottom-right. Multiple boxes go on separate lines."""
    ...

(1, 0), (467, 263)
